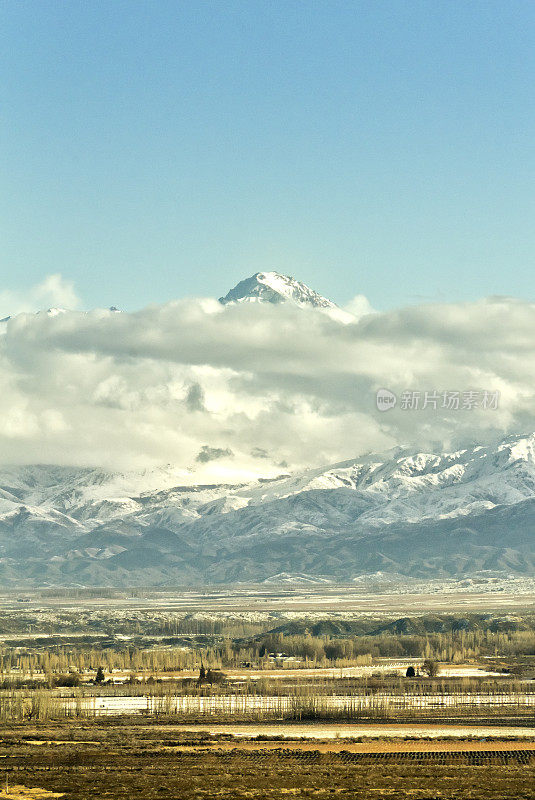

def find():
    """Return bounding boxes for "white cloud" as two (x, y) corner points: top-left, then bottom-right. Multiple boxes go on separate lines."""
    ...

(0, 290), (533, 478)
(0, 274), (80, 319)
(343, 294), (375, 319)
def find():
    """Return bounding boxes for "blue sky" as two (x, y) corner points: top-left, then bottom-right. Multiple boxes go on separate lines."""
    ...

(2, 0), (535, 311)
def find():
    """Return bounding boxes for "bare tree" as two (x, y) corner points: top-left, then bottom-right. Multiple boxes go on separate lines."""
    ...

(421, 659), (439, 678)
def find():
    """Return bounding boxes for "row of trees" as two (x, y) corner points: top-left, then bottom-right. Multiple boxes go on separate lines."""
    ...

(0, 622), (532, 679)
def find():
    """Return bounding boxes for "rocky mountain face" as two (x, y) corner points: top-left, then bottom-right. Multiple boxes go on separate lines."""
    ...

(1, 434), (535, 586)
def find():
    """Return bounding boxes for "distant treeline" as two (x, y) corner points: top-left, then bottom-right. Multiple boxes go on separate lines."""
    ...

(0, 612), (533, 677)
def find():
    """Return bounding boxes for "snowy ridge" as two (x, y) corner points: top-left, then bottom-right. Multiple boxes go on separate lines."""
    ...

(0, 306), (121, 335)
(1, 433), (535, 585)
(5, 433), (535, 532)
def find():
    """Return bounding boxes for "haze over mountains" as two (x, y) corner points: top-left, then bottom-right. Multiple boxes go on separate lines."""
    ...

(0, 272), (534, 587)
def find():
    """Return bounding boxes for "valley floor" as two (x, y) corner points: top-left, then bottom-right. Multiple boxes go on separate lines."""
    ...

(1, 588), (535, 796)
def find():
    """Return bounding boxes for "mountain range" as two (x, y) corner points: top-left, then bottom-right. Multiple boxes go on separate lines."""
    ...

(0, 273), (533, 587)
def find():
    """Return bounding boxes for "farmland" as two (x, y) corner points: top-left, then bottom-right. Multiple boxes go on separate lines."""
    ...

(1, 720), (535, 799)
(0, 587), (535, 797)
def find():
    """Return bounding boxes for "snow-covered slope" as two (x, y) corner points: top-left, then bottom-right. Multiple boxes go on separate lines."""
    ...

(219, 272), (338, 310)
(1, 433), (535, 586)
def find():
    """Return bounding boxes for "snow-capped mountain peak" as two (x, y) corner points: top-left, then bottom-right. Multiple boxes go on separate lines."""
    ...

(219, 271), (338, 310)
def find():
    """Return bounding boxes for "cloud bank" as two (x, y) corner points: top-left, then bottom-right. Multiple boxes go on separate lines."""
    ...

(0, 278), (533, 481)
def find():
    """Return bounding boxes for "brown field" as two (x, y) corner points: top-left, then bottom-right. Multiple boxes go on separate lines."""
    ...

(0, 720), (535, 799)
